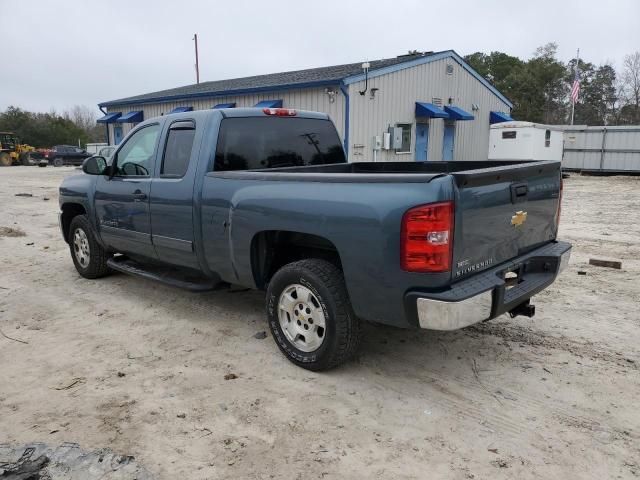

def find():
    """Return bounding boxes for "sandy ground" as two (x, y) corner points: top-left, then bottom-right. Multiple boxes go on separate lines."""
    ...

(0, 166), (638, 479)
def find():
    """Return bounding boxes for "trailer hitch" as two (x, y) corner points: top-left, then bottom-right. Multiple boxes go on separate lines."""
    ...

(509, 300), (536, 318)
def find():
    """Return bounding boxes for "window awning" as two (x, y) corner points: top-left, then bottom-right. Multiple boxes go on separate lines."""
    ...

(444, 106), (474, 121)
(168, 106), (193, 114)
(254, 99), (282, 108)
(213, 103), (236, 109)
(97, 112), (121, 123)
(116, 111), (143, 123)
(415, 102), (449, 118)
(490, 111), (514, 124)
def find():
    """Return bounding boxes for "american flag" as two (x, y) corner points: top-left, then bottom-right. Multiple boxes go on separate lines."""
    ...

(570, 65), (581, 104)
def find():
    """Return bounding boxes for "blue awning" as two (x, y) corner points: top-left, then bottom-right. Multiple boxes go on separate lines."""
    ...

(168, 106), (193, 114)
(254, 99), (283, 108)
(415, 102), (449, 118)
(116, 111), (143, 123)
(490, 111), (513, 124)
(97, 112), (121, 123)
(213, 103), (236, 109)
(444, 106), (474, 121)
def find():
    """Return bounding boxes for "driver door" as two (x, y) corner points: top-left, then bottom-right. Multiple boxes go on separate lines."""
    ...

(94, 123), (161, 259)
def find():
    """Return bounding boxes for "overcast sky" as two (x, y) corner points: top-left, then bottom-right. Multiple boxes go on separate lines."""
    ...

(2, 0), (639, 114)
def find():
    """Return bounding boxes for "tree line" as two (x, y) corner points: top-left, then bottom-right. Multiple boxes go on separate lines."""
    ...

(465, 43), (640, 125)
(0, 105), (105, 148)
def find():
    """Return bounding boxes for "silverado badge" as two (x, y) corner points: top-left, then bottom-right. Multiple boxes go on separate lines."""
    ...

(511, 210), (528, 227)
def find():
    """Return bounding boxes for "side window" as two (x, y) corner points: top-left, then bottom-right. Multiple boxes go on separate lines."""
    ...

(161, 121), (196, 177)
(545, 129), (551, 147)
(396, 123), (412, 153)
(114, 124), (161, 177)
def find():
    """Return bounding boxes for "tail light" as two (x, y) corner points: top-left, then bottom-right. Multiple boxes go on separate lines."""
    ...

(263, 108), (296, 116)
(401, 201), (454, 272)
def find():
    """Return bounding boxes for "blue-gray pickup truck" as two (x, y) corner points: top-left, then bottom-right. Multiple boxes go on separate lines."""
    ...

(58, 107), (571, 370)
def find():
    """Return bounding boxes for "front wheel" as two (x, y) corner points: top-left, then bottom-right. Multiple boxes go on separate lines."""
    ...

(68, 215), (111, 279)
(53, 157), (64, 167)
(266, 259), (361, 371)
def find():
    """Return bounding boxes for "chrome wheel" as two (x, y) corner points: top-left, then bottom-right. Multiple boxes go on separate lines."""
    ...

(278, 284), (326, 352)
(73, 228), (90, 268)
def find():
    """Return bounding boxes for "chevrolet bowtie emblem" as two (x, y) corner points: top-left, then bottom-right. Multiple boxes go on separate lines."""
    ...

(511, 211), (528, 227)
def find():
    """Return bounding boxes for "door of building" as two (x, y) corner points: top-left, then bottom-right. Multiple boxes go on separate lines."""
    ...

(415, 122), (429, 161)
(113, 125), (123, 145)
(442, 122), (455, 161)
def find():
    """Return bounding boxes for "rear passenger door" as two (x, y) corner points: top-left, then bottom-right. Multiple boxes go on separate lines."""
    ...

(149, 119), (200, 269)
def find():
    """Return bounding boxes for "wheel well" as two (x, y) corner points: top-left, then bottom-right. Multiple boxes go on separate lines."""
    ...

(60, 203), (86, 242)
(251, 231), (343, 289)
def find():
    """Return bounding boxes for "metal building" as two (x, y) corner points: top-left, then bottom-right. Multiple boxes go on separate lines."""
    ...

(562, 126), (640, 173)
(97, 50), (513, 162)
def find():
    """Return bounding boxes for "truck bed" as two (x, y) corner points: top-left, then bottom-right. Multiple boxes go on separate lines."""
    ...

(207, 160), (560, 187)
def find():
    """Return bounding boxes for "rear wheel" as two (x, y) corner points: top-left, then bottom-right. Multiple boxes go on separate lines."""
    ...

(266, 259), (361, 371)
(0, 152), (11, 167)
(68, 215), (111, 279)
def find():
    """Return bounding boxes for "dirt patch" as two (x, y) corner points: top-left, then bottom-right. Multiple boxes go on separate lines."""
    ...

(0, 167), (639, 479)
(0, 226), (25, 237)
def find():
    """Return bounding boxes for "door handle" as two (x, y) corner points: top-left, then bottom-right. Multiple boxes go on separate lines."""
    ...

(132, 190), (147, 201)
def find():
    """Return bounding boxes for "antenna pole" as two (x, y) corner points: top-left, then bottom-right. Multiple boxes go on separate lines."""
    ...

(193, 34), (200, 84)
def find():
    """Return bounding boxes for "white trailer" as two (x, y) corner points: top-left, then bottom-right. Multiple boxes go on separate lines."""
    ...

(488, 121), (563, 162)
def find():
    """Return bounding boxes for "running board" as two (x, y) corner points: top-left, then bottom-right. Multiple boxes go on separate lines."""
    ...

(107, 256), (223, 292)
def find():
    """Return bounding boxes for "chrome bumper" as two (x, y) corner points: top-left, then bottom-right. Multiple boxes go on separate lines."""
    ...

(415, 245), (571, 331)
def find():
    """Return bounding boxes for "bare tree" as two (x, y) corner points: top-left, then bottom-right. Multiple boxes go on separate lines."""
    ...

(620, 52), (640, 123)
(64, 105), (98, 131)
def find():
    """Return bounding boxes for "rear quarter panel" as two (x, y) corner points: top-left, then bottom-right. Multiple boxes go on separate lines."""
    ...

(201, 175), (455, 327)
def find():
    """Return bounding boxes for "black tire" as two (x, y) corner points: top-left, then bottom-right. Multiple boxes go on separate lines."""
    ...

(53, 157), (64, 167)
(68, 215), (111, 279)
(266, 259), (361, 371)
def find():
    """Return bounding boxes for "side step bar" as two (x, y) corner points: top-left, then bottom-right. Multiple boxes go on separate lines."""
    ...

(107, 256), (223, 292)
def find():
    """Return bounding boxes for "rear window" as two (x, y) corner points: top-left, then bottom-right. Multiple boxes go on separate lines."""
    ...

(213, 117), (345, 171)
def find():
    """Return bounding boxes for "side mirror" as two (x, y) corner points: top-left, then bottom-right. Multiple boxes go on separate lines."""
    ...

(82, 156), (107, 175)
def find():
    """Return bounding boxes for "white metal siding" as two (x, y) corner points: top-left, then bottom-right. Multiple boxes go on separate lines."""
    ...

(346, 58), (511, 162)
(563, 126), (640, 172)
(106, 86), (345, 145)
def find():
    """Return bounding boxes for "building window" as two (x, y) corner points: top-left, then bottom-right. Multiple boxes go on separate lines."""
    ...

(446, 64), (454, 75)
(502, 131), (517, 139)
(545, 129), (551, 147)
(396, 123), (412, 153)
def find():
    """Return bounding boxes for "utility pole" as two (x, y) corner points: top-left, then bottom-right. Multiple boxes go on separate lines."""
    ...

(193, 34), (200, 84)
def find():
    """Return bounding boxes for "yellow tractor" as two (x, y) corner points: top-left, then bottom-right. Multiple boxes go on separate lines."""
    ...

(0, 131), (36, 166)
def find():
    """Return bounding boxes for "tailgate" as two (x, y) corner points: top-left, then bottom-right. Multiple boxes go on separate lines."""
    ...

(451, 161), (561, 280)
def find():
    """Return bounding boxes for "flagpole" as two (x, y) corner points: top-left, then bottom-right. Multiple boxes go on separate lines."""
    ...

(570, 48), (580, 125)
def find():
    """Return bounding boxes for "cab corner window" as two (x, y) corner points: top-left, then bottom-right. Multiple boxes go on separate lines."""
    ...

(161, 122), (196, 177)
(114, 124), (161, 177)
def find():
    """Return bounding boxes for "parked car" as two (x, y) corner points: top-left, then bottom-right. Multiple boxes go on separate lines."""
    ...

(46, 145), (92, 166)
(58, 108), (571, 371)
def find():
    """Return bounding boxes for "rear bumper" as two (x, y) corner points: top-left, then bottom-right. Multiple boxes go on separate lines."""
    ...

(406, 241), (572, 330)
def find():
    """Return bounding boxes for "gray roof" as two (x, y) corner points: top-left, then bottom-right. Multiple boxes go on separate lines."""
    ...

(100, 52), (440, 107)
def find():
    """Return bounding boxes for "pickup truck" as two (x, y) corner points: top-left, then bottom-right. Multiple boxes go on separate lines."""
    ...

(58, 107), (571, 371)
(47, 145), (92, 167)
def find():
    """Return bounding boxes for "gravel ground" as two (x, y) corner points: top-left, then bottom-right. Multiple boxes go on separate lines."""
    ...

(0, 166), (638, 479)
